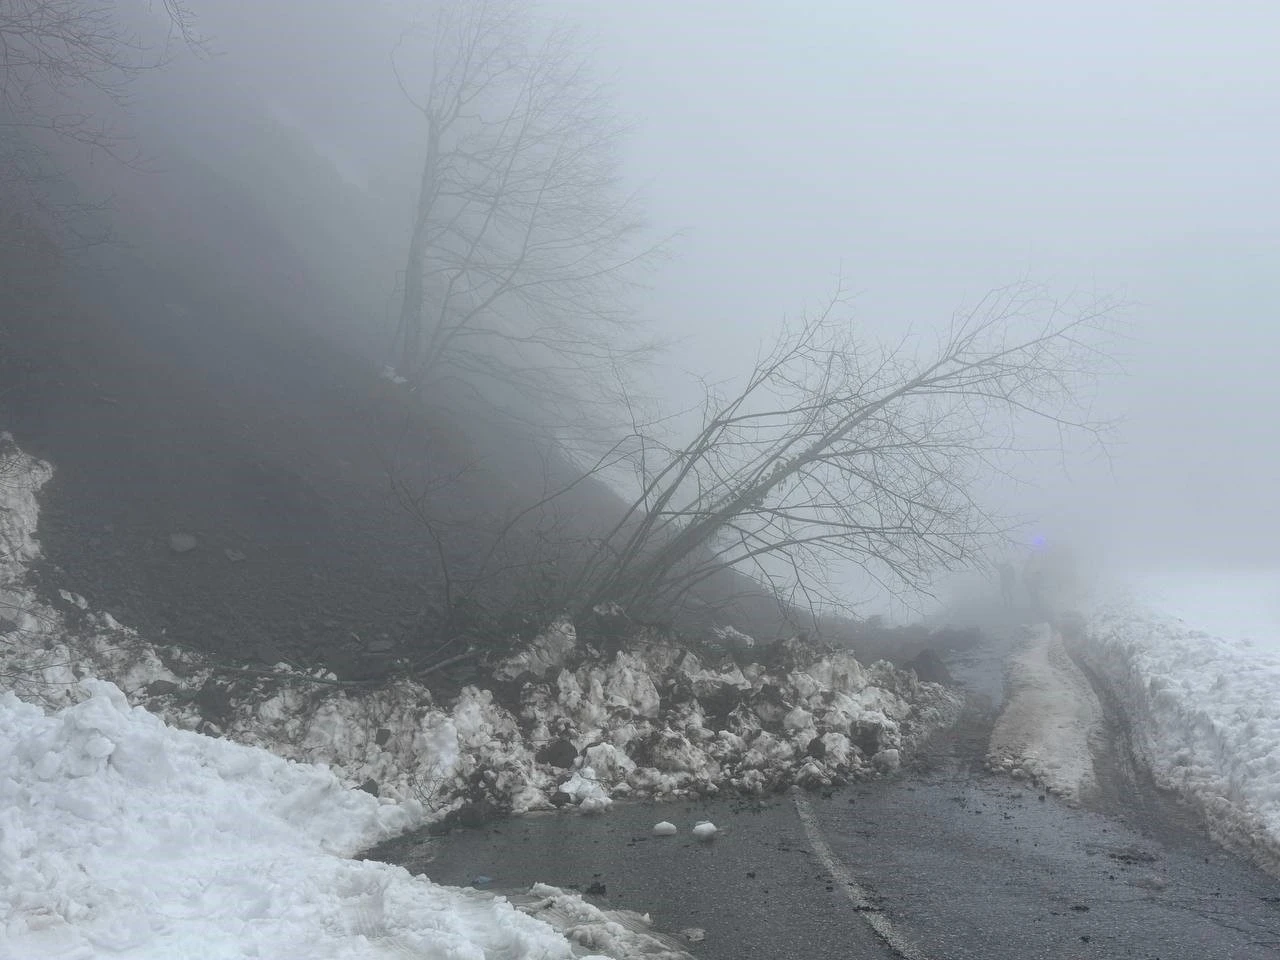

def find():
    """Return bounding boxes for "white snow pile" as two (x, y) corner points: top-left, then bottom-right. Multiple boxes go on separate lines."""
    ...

(1076, 601), (1280, 874)
(509, 633), (961, 808)
(0, 434), (961, 824)
(986, 623), (1104, 803)
(0, 678), (629, 960)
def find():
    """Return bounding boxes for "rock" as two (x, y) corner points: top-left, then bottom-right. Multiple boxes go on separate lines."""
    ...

(375, 727), (392, 747)
(550, 790), (573, 808)
(852, 720), (885, 757)
(146, 679), (180, 696)
(537, 738), (578, 769)
(194, 678), (234, 723)
(652, 820), (678, 837)
(806, 736), (827, 759)
(358, 778), (379, 796)
(906, 648), (953, 685)
(168, 533), (198, 554)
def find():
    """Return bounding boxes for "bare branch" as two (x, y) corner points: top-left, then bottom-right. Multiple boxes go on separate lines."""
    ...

(572, 283), (1120, 620)
(389, 0), (664, 440)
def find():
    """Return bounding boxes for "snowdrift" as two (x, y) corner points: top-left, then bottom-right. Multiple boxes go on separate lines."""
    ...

(1077, 603), (1280, 874)
(0, 679), (612, 959)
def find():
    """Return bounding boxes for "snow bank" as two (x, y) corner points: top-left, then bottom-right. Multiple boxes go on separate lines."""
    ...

(1077, 602), (1280, 873)
(0, 435), (961, 824)
(986, 624), (1103, 802)
(0, 679), (609, 960)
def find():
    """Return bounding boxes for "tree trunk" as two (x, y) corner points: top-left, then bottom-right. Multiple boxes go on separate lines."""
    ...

(395, 117), (440, 380)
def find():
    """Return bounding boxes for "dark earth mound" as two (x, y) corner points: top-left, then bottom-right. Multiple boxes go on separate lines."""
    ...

(1, 245), (579, 675)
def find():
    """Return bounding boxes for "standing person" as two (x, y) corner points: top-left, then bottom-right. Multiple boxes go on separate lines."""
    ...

(1023, 542), (1048, 620)
(998, 561), (1017, 609)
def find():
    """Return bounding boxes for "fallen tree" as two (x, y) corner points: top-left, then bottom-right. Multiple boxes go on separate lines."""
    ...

(567, 282), (1118, 622)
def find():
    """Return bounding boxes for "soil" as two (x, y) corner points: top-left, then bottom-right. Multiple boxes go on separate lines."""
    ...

(0, 235), (955, 681)
(0, 248), (564, 676)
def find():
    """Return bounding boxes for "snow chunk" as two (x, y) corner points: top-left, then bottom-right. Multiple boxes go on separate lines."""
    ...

(560, 766), (612, 812)
(519, 883), (695, 958)
(379, 363), (408, 385)
(494, 616), (578, 680)
(583, 741), (637, 782)
(652, 820), (677, 837)
(711, 623), (755, 653)
(691, 821), (718, 841)
(872, 748), (901, 773)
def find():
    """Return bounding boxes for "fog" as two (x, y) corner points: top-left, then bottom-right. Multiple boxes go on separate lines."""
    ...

(22, 0), (1280, 612)
(553, 0), (1280, 576)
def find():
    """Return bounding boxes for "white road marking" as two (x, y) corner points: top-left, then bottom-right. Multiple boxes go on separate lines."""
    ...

(793, 795), (931, 960)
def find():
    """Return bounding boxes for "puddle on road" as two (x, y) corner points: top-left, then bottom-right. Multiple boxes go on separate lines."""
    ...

(366, 793), (884, 960)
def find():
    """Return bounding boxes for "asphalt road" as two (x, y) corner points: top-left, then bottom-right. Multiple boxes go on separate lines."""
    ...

(370, 629), (1280, 959)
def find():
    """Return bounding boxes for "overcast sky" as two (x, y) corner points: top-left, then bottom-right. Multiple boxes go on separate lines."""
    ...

(174, 0), (1280, 576)
(558, 0), (1280, 574)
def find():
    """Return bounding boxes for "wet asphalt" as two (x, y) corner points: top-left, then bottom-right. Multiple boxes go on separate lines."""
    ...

(369, 628), (1280, 959)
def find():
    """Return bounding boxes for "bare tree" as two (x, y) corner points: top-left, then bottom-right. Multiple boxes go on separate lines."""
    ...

(569, 283), (1119, 622)
(389, 0), (658, 425)
(0, 0), (200, 243)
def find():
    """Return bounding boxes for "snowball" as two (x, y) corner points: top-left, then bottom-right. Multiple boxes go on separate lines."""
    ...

(691, 820), (717, 841)
(651, 820), (677, 837)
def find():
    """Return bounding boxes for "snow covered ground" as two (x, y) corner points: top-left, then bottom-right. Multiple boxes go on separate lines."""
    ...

(987, 624), (1103, 803)
(1073, 570), (1280, 874)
